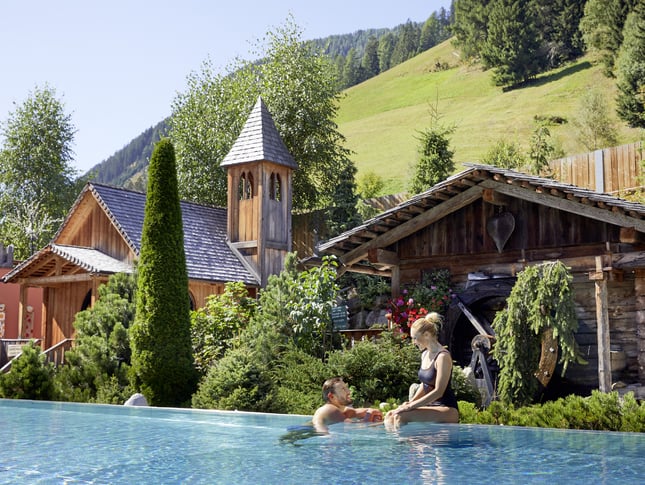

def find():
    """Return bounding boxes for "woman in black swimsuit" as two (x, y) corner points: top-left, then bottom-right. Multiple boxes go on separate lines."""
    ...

(385, 312), (459, 426)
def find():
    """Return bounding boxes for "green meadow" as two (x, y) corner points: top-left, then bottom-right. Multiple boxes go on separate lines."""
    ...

(336, 39), (643, 195)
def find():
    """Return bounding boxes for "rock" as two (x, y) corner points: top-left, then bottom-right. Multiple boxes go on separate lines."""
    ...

(124, 393), (149, 406)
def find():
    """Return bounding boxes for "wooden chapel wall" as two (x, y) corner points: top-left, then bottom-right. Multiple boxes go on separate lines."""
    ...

(57, 200), (134, 263)
(43, 281), (92, 348)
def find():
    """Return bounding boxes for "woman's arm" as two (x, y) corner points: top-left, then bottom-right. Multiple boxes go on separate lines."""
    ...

(396, 353), (452, 412)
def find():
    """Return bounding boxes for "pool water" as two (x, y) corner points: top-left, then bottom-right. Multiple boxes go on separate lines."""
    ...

(0, 399), (643, 484)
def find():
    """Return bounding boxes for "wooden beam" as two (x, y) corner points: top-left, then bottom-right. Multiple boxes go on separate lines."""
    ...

(342, 264), (392, 277)
(592, 256), (612, 393)
(230, 240), (258, 249)
(480, 179), (645, 232)
(482, 188), (510, 206)
(368, 248), (400, 267)
(20, 273), (94, 286)
(340, 185), (484, 266)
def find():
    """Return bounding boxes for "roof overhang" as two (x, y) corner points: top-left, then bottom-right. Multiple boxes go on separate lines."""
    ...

(1, 244), (132, 286)
(317, 164), (645, 275)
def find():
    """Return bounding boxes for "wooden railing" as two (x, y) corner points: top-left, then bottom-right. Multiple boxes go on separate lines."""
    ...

(0, 338), (74, 373)
(43, 338), (74, 367)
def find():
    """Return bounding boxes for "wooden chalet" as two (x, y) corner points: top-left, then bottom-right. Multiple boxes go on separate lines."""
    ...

(2, 97), (296, 352)
(318, 164), (645, 394)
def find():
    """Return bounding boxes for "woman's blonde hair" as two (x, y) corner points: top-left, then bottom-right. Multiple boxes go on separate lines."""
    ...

(411, 312), (443, 338)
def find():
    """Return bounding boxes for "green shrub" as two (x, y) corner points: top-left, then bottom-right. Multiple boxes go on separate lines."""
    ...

(55, 271), (136, 404)
(270, 345), (331, 415)
(452, 365), (482, 407)
(326, 331), (418, 406)
(0, 341), (54, 400)
(191, 282), (256, 375)
(458, 391), (645, 431)
(191, 346), (273, 411)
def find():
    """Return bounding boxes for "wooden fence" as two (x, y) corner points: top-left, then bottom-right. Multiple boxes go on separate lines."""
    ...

(549, 141), (643, 194)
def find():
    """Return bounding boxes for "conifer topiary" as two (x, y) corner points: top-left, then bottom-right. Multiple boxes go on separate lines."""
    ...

(129, 138), (197, 406)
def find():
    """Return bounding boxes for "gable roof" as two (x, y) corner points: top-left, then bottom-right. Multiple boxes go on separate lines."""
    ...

(318, 163), (645, 268)
(3, 183), (259, 286)
(221, 96), (298, 169)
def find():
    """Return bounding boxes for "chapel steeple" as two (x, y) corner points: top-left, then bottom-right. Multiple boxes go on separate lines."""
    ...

(221, 96), (297, 286)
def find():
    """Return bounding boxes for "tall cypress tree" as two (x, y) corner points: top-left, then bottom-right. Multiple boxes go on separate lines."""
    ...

(129, 138), (197, 406)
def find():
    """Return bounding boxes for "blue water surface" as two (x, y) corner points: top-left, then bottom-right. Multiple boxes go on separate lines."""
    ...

(0, 399), (642, 484)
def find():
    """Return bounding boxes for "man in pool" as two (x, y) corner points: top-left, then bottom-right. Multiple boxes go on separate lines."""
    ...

(312, 377), (383, 432)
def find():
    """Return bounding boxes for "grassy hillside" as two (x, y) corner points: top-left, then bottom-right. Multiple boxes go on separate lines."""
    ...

(336, 39), (643, 195)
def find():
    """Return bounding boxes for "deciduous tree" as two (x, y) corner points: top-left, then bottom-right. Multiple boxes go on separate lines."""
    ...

(0, 85), (79, 258)
(171, 17), (355, 213)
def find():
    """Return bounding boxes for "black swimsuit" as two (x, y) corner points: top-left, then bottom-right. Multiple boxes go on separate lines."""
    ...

(417, 349), (459, 410)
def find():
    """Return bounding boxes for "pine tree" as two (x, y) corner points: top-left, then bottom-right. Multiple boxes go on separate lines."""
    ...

(129, 138), (198, 406)
(361, 36), (380, 79)
(377, 32), (395, 72)
(409, 99), (455, 194)
(533, 0), (585, 68)
(616, 2), (645, 128)
(451, 0), (491, 61)
(580, 0), (637, 77)
(390, 21), (421, 66)
(481, 0), (543, 87)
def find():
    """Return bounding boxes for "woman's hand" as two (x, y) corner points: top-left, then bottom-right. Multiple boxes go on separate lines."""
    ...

(389, 401), (413, 415)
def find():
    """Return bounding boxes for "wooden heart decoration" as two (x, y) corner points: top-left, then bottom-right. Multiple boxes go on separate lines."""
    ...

(487, 212), (515, 253)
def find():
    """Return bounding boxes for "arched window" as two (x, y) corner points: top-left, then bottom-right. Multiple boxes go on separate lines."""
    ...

(269, 172), (282, 201)
(237, 171), (255, 200)
(81, 289), (92, 311)
(238, 173), (246, 201)
(245, 172), (254, 199)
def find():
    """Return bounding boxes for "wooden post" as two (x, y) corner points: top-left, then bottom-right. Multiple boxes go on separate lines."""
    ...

(591, 256), (611, 392)
(17, 285), (27, 338)
(390, 265), (400, 298)
(636, 269), (645, 384)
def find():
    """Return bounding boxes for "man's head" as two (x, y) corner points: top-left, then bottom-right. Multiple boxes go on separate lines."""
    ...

(321, 377), (352, 406)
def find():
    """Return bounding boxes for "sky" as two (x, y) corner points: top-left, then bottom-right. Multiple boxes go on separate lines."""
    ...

(1, 1), (452, 175)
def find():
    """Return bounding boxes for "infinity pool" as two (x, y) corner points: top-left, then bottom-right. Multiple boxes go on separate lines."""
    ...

(0, 399), (642, 484)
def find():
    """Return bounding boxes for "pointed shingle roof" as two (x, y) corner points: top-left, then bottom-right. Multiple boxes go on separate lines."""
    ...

(221, 96), (298, 169)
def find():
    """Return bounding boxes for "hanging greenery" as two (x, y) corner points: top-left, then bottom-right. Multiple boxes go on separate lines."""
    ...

(492, 261), (585, 406)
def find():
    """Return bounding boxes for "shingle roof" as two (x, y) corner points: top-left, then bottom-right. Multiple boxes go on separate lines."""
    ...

(318, 163), (645, 260)
(1, 243), (133, 282)
(221, 96), (298, 169)
(2, 183), (260, 286)
(90, 183), (259, 285)
(51, 244), (133, 273)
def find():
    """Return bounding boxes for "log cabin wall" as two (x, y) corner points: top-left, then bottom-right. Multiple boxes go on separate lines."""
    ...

(564, 273), (640, 387)
(391, 196), (644, 388)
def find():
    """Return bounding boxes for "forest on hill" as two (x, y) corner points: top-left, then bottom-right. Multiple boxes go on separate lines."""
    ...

(86, 1), (644, 196)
